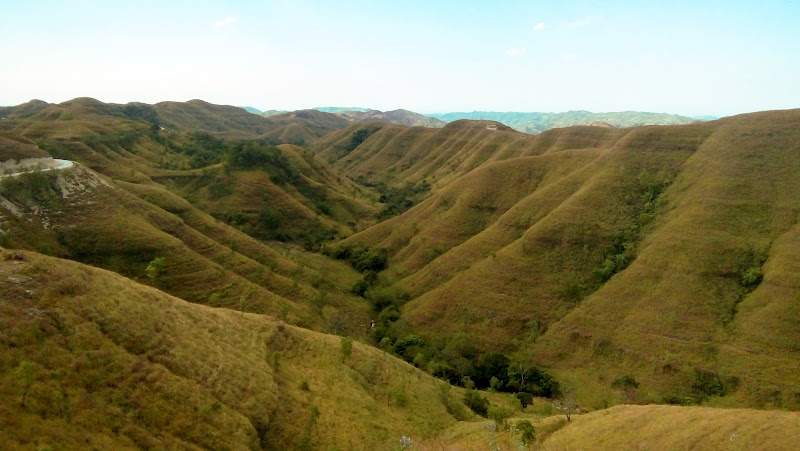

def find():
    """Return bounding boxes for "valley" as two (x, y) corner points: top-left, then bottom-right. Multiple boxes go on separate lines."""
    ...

(1, 98), (798, 449)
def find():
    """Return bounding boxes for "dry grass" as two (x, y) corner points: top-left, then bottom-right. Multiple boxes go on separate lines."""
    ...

(0, 249), (468, 449)
(339, 111), (800, 408)
(543, 404), (800, 450)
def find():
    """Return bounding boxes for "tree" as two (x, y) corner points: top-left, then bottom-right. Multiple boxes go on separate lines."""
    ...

(340, 336), (353, 362)
(612, 375), (640, 403)
(16, 360), (38, 407)
(556, 385), (577, 422)
(516, 391), (534, 408)
(145, 256), (166, 284)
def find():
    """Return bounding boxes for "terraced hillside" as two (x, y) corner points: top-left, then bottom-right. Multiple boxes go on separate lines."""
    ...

(338, 109), (800, 408)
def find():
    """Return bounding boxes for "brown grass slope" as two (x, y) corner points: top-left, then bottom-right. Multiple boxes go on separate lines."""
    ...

(260, 109), (351, 145)
(1, 98), (349, 144)
(533, 109), (800, 408)
(158, 143), (378, 243)
(0, 249), (469, 449)
(314, 119), (627, 188)
(0, 104), (377, 337)
(0, 96), (379, 238)
(338, 109), (447, 128)
(342, 110), (800, 407)
(542, 404), (800, 450)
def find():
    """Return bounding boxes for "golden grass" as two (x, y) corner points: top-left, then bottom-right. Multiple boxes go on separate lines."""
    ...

(339, 111), (800, 408)
(543, 404), (800, 450)
(0, 248), (470, 449)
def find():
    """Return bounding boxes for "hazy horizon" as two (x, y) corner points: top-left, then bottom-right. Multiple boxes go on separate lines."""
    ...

(2, 0), (799, 118)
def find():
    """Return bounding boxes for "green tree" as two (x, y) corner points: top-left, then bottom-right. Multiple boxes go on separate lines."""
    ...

(145, 256), (166, 284)
(612, 375), (640, 403)
(16, 360), (38, 407)
(340, 336), (353, 362)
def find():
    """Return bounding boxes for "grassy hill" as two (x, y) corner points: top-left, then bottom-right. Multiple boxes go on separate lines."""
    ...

(0, 98), (382, 337)
(0, 248), (481, 449)
(314, 119), (626, 189)
(430, 110), (701, 134)
(337, 109), (446, 128)
(336, 109), (800, 409)
(6, 249), (793, 449)
(541, 405), (800, 450)
(0, 98), (350, 144)
(3, 97), (799, 443)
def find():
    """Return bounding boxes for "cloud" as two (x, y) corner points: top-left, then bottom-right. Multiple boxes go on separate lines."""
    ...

(561, 53), (577, 62)
(567, 17), (595, 29)
(505, 47), (527, 57)
(534, 22), (544, 31)
(215, 17), (236, 28)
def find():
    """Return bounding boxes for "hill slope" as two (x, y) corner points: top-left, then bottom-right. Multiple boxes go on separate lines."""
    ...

(0, 98), (381, 336)
(0, 248), (471, 449)
(314, 119), (627, 189)
(339, 110), (800, 408)
(542, 405), (800, 450)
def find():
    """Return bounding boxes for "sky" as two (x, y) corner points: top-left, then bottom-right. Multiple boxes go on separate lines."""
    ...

(2, 0), (799, 117)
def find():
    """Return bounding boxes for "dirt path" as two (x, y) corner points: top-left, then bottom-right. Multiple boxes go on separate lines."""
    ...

(0, 159), (74, 179)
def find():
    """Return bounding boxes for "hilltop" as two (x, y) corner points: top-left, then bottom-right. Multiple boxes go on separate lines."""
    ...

(250, 106), (446, 128)
(429, 110), (700, 134)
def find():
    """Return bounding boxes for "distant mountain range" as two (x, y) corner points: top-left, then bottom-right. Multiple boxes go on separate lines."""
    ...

(240, 106), (710, 134)
(428, 110), (702, 134)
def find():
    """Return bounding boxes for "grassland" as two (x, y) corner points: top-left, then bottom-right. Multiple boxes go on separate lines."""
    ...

(2, 98), (799, 446)
(542, 404), (800, 450)
(0, 248), (484, 449)
(337, 109), (800, 409)
(0, 98), (382, 339)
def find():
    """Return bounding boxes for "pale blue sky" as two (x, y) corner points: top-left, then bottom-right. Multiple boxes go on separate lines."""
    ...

(2, 0), (799, 116)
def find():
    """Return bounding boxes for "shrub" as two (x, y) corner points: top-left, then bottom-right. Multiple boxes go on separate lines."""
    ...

(463, 390), (489, 417)
(516, 419), (536, 445)
(340, 336), (353, 361)
(516, 392), (533, 408)
(488, 404), (512, 430)
(741, 267), (763, 289)
(145, 257), (166, 283)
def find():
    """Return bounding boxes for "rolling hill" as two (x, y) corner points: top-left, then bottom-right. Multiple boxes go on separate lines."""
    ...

(0, 248), (475, 449)
(336, 109), (446, 128)
(2, 97), (800, 447)
(0, 97), (382, 338)
(314, 119), (626, 189)
(336, 109), (800, 409)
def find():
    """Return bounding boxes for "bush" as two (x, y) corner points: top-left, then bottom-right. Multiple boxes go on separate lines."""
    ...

(741, 267), (763, 289)
(516, 392), (533, 408)
(488, 404), (512, 430)
(463, 390), (489, 417)
(516, 419), (536, 445)
(145, 257), (166, 283)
